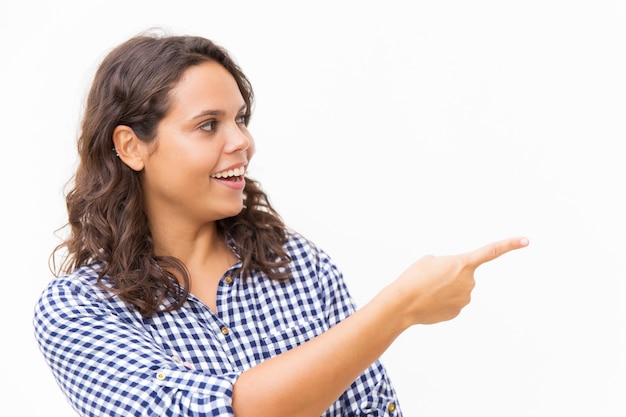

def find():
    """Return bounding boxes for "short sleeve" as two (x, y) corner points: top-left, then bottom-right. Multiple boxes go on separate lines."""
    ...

(313, 245), (358, 327)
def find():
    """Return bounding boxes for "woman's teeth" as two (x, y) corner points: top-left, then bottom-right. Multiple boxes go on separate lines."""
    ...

(211, 167), (245, 179)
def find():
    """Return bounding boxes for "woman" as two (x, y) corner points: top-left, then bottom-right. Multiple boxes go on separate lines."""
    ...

(34, 32), (528, 417)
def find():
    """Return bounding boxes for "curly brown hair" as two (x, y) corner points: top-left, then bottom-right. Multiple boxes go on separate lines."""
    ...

(52, 32), (291, 317)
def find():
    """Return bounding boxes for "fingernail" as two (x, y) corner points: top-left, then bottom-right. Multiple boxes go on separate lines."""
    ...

(520, 237), (529, 246)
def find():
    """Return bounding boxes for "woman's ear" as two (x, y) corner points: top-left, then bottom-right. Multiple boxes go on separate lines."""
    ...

(112, 125), (146, 171)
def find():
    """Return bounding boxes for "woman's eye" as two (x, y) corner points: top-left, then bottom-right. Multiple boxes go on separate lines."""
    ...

(200, 120), (217, 132)
(236, 114), (249, 125)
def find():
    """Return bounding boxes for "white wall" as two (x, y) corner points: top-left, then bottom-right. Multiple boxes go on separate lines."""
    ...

(1, 0), (624, 415)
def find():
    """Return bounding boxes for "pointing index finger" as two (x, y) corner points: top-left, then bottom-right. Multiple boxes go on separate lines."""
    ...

(465, 236), (529, 269)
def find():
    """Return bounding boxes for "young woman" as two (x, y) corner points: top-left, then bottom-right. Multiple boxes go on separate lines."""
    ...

(34, 32), (528, 417)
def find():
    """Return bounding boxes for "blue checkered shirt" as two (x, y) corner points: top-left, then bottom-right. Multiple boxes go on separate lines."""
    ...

(34, 232), (402, 416)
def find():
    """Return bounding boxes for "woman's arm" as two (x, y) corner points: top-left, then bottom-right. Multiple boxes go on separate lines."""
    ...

(33, 270), (242, 417)
(232, 237), (529, 417)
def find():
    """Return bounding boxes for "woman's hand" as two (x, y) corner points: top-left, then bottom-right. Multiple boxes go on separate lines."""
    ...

(394, 237), (529, 326)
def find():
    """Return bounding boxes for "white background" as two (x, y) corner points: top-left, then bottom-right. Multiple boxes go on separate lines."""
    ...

(1, 1), (624, 416)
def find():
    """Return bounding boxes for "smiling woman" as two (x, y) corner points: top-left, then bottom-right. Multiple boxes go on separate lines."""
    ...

(33, 30), (528, 417)
(115, 61), (255, 238)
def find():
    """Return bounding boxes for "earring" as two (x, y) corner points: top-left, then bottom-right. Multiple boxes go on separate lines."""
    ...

(112, 147), (120, 157)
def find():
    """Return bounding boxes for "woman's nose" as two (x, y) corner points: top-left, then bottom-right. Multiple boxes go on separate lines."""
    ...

(224, 123), (252, 153)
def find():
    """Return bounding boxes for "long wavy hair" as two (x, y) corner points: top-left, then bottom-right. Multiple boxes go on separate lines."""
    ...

(52, 32), (291, 317)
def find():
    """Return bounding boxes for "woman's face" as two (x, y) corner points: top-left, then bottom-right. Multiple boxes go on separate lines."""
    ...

(140, 61), (255, 228)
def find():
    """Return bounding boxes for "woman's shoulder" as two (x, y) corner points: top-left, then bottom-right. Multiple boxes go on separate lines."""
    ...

(283, 230), (341, 277)
(35, 262), (117, 313)
(284, 230), (325, 261)
(44, 262), (105, 290)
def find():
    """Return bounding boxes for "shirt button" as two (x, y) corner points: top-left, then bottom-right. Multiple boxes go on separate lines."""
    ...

(224, 276), (233, 285)
(156, 372), (166, 380)
(387, 402), (396, 413)
(221, 326), (229, 335)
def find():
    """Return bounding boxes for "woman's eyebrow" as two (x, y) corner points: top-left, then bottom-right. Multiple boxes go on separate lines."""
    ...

(191, 104), (248, 120)
(191, 109), (225, 120)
